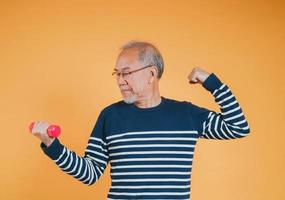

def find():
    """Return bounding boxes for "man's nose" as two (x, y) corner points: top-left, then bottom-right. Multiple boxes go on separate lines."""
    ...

(117, 74), (127, 85)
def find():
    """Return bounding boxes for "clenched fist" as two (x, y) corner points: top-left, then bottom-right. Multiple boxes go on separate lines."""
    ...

(188, 67), (211, 84)
(30, 121), (55, 147)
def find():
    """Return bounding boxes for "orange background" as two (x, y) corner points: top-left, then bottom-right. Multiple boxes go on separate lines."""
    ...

(0, 0), (284, 199)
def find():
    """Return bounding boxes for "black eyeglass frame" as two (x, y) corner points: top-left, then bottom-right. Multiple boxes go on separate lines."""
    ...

(112, 64), (153, 78)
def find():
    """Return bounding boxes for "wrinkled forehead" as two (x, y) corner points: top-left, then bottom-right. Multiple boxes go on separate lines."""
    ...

(115, 48), (142, 71)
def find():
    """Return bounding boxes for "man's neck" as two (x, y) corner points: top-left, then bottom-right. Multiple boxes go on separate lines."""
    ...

(134, 92), (161, 109)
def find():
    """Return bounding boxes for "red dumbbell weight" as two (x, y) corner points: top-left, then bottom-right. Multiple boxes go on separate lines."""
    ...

(29, 122), (61, 138)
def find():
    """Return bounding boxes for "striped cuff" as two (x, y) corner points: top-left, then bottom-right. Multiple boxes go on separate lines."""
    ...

(40, 138), (64, 160)
(202, 73), (223, 93)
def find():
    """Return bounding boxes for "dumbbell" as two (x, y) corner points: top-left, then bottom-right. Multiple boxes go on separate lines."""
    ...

(29, 122), (61, 138)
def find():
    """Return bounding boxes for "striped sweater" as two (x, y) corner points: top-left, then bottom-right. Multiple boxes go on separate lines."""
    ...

(41, 73), (250, 199)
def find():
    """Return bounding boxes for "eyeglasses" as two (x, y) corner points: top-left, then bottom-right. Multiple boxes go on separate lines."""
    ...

(112, 64), (153, 79)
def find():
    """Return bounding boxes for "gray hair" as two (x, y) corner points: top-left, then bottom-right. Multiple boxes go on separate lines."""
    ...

(120, 40), (164, 79)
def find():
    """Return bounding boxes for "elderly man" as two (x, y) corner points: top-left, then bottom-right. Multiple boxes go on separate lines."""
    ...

(31, 41), (250, 199)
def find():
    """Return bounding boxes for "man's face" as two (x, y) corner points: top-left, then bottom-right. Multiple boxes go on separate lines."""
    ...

(114, 48), (150, 104)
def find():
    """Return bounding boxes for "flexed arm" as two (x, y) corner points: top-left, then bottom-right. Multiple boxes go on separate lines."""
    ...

(188, 67), (250, 139)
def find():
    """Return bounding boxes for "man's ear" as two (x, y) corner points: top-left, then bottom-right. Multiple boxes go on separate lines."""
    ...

(151, 66), (158, 77)
(149, 67), (158, 84)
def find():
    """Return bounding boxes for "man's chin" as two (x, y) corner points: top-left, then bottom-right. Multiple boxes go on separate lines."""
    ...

(123, 95), (137, 104)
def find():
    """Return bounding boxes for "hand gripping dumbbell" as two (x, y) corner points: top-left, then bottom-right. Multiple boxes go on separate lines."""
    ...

(29, 122), (61, 138)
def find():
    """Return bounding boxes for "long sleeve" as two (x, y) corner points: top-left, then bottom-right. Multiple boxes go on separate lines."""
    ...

(40, 110), (109, 185)
(190, 73), (251, 139)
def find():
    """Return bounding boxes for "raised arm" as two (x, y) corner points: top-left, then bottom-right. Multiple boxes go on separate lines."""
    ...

(188, 67), (250, 139)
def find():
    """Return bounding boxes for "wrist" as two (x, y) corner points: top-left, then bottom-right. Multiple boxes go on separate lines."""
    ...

(43, 137), (55, 147)
(201, 73), (211, 83)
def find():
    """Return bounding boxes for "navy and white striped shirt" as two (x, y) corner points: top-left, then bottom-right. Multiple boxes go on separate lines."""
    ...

(41, 73), (250, 199)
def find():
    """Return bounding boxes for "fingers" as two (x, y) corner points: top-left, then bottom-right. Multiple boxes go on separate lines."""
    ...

(31, 121), (49, 136)
(189, 79), (198, 84)
(188, 67), (199, 84)
(188, 67), (209, 84)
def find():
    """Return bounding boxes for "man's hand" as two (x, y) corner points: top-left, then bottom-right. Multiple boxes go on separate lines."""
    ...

(188, 67), (211, 85)
(30, 121), (55, 147)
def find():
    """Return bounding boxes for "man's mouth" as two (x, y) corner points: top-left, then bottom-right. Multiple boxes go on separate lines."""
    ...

(121, 89), (132, 92)
(121, 89), (132, 94)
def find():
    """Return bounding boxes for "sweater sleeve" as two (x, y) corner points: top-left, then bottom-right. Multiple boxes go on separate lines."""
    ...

(40, 110), (109, 185)
(190, 73), (251, 139)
